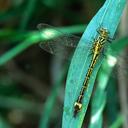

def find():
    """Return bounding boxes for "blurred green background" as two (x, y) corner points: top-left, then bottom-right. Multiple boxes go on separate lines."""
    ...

(0, 0), (127, 128)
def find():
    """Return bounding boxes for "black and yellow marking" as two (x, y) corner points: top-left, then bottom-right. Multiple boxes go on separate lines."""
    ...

(74, 28), (111, 117)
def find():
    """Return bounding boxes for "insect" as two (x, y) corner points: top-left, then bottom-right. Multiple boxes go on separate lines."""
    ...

(38, 23), (126, 117)
(73, 28), (112, 117)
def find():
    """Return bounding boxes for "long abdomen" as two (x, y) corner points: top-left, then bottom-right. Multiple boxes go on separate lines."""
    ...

(78, 53), (99, 102)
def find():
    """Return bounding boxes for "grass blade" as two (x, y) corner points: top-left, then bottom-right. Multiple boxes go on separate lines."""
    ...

(62, 0), (126, 127)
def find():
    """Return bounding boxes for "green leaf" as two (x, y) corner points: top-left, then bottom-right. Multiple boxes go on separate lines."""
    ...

(39, 67), (67, 128)
(62, 0), (126, 128)
(0, 32), (40, 66)
(19, 0), (37, 30)
(0, 116), (12, 128)
(110, 114), (124, 128)
(106, 77), (118, 125)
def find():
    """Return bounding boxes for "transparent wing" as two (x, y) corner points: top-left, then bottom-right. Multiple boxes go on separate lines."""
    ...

(37, 23), (85, 59)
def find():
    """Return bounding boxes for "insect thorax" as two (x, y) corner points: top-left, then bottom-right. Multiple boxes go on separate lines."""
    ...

(99, 28), (109, 38)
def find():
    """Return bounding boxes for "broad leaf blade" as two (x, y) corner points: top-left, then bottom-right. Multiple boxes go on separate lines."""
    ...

(62, 0), (126, 128)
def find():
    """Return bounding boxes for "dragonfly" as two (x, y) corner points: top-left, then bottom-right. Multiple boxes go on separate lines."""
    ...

(73, 27), (112, 117)
(37, 23), (128, 116)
